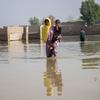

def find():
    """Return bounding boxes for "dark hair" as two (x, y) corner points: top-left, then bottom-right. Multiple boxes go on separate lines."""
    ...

(55, 19), (60, 24)
(44, 19), (49, 23)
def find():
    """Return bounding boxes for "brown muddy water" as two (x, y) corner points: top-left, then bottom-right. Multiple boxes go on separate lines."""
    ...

(0, 40), (100, 100)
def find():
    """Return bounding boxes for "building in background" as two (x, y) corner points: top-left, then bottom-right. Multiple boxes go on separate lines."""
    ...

(0, 26), (24, 41)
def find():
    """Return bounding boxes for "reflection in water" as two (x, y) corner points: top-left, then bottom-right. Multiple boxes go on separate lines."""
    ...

(0, 41), (8, 46)
(80, 42), (100, 68)
(0, 42), (9, 63)
(82, 58), (100, 68)
(0, 41), (43, 63)
(0, 41), (100, 100)
(8, 41), (25, 63)
(80, 41), (100, 54)
(44, 57), (63, 96)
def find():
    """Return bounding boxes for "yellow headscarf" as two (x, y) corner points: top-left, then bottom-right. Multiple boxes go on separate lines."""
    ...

(41, 18), (51, 43)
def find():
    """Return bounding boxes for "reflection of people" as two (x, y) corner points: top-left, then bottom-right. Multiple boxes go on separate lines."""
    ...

(80, 29), (86, 41)
(44, 57), (63, 96)
(80, 41), (98, 54)
(80, 42), (85, 53)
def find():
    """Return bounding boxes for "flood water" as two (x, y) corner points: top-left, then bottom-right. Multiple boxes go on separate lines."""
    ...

(0, 39), (100, 100)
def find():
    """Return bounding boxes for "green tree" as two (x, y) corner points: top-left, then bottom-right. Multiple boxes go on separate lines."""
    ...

(80, 0), (100, 25)
(29, 16), (40, 26)
(95, 4), (100, 21)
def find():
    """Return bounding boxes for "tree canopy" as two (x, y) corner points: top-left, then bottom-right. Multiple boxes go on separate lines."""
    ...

(29, 16), (40, 26)
(80, 0), (100, 25)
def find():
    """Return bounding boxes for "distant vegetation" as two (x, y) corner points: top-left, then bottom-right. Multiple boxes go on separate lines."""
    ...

(80, 0), (100, 25)
(28, 15), (56, 26)
(28, 0), (100, 26)
(28, 16), (40, 26)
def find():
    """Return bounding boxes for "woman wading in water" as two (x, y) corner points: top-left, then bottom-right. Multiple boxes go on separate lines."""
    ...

(41, 18), (62, 57)
(50, 19), (62, 57)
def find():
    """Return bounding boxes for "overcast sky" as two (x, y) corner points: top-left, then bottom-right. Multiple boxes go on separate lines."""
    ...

(0, 0), (100, 26)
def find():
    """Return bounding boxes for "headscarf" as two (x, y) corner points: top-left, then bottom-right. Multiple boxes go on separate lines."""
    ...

(41, 18), (51, 43)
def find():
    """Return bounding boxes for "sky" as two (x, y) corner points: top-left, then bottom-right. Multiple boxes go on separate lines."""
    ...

(0, 0), (100, 26)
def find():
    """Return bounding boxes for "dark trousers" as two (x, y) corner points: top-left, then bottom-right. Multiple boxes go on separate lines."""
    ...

(46, 42), (56, 57)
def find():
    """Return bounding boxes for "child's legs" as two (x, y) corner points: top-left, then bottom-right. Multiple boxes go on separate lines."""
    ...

(54, 41), (60, 55)
(46, 42), (52, 57)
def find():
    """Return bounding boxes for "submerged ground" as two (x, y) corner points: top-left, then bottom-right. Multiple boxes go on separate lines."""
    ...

(0, 38), (100, 100)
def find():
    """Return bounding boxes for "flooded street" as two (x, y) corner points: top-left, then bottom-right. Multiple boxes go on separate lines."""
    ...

(0, 40), (100, 100)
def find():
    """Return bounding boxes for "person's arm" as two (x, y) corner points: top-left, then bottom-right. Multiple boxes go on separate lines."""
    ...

(59, 27), (62, 35)
(58, 27), (62, 40)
